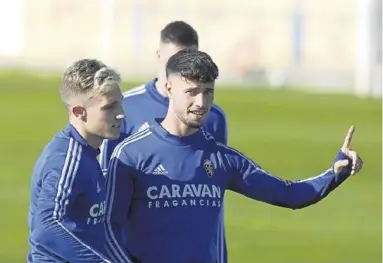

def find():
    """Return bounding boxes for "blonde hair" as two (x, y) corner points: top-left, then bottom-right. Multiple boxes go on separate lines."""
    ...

(60, 59), (121, 107)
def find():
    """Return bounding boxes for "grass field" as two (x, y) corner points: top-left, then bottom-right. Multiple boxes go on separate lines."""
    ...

(0, 71), (381, 262)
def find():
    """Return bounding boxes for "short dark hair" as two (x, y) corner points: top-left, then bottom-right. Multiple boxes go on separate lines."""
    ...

(160, 21), (199, 48)
(166, 49), (219, 83)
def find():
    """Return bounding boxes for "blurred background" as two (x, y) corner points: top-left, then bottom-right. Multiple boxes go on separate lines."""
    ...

(0, 0), (382, 96)
(0, 0), (381, 262)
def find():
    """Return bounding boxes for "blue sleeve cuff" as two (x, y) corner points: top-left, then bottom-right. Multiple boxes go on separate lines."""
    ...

(333, 150), (353, 176)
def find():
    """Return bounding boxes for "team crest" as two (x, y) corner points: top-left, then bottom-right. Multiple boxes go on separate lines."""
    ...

(203, 159), (215, 178)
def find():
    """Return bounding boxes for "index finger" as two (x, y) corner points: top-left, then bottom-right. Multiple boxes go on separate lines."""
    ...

(342, 125), (355, 151)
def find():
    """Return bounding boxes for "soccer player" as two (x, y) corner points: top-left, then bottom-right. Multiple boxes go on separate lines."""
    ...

(27, 59), (125, 263)
(100, 21), (228, 263)
(104, 49), (363, 263)
(99, 21), (227, 168)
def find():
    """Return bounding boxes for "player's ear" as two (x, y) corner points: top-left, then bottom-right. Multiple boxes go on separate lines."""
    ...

(165, 80), (172, 97)
(72, 105), (87, 121)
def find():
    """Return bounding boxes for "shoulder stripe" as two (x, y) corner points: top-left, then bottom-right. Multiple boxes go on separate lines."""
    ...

(124, 84), (145, 94)
(53, 138), (82, 220)
(218, 141), (332, 182)
(217, 141), (282, 179)
(217, 141), (262, 170)
(104, 129), (152, 263)
(201, 129), (214, 141)
(201, 129), (259, 172)
(61, 142), (82, 218)
(297, 168), (333, 182)
(113, 128), (152, 157)
(123, 84), (146, 98)
(99, 128), (151, 171)
(51, 138), (110, 262)
(98, 139), (106, 167)
(223, 140), (334, 187)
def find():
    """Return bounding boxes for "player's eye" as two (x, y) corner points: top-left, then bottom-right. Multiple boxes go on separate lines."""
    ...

(103, 103), (116, 110)
(186, 89), (198, 96)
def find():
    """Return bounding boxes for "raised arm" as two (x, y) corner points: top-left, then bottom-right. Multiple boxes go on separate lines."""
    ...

(104, 142), (135, 263)
(227, 126), (363, 209)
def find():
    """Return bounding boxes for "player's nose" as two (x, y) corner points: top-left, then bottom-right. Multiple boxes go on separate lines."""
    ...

(116, 113), (125, 120)
(116, 103), (125, 119)
(194, 93), (206, 107)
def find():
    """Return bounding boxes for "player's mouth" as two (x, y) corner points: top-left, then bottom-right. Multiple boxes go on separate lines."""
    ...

(189, 112), (206, 120)
(189, 109), (207, 117)
(112, 124), (120, 128)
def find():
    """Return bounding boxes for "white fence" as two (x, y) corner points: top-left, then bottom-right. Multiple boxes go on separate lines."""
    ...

(0, 0), (381, 97)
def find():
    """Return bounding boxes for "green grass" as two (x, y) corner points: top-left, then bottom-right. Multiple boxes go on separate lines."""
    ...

(0, 72), (381, 262)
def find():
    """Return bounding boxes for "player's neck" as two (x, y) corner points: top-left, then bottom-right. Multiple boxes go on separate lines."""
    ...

(69, 119), (103, 150)
(155, 77), (169, 98)
(161, 114), (198, 137)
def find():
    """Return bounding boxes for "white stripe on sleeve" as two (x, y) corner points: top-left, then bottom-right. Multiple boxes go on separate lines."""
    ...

(51, 138), (109, 261)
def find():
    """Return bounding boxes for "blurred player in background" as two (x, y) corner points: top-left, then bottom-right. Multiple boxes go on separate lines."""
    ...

(100, 21), (228, 263)
(104, 49), (363, 263)
(27, 59), (124, 263)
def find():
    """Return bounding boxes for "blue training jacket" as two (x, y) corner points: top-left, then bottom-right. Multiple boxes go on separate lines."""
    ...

(27, 124), (110, 263)
(100, 78), (229, 263)
(104, 118), (353, 263)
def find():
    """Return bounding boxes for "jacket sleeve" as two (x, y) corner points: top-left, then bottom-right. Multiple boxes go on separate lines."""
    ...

(104, 144), (134, 263)
(227, 148), (353, 209)
(33, 165), (110, 262)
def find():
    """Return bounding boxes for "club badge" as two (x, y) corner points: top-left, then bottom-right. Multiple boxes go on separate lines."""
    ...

(203, 159), (215, 178)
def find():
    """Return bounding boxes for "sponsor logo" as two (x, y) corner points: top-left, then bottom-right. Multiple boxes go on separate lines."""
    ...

(146, 184), (222, 209)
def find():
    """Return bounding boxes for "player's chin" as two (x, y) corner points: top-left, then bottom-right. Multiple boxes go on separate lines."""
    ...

(104, 128), (121, 139)
(186, 118), (205, 129)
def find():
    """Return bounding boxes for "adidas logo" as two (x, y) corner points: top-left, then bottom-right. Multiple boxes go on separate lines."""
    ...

(153, 164), (168, 175)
